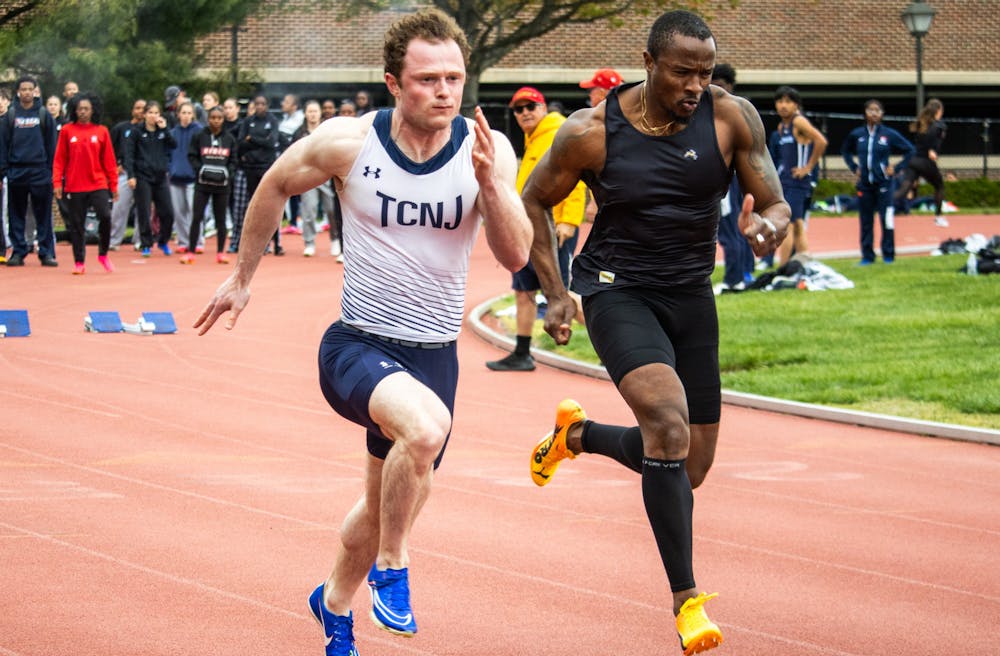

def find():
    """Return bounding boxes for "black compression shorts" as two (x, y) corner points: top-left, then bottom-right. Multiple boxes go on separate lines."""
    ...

(583, 285), (721, 424)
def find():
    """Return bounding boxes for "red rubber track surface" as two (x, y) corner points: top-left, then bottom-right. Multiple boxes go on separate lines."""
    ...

(1, 213), (997, 655)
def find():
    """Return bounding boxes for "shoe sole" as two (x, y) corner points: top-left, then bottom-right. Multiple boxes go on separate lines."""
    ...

(530, 432), (559, 486)
(682, 629), (722, 655)
(486, 362), (535, 371)
(369, 609), (415, 637)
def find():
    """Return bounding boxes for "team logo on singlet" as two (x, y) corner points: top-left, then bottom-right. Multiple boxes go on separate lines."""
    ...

(375, 190), (464, 230)
(598, 270), (616, 284)
(683, 149), (699, 161)
(363, 166), (381, 178)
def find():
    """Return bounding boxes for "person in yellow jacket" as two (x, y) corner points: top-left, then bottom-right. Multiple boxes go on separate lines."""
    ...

(487, 87), (587, 372)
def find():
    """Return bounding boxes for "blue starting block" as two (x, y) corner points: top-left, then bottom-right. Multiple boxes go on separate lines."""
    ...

(0, 309), (31, 337)
(85, 311), (158, 335)
(141, 312), (177, 334)
(85, 311), (125, 333)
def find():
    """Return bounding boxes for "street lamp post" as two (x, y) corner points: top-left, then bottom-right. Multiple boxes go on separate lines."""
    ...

(901, 1), (937, 116)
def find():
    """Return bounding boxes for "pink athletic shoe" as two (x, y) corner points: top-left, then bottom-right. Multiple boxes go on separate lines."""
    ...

(72, 262), (85, 275)
(97, 255), (114, 272)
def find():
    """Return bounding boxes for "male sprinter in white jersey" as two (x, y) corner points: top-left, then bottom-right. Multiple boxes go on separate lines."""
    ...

(194, 9), (531, 656)
(521, 10), (789, 655)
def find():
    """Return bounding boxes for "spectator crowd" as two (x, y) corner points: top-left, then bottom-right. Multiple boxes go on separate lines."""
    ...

(0, 79), (374, 272)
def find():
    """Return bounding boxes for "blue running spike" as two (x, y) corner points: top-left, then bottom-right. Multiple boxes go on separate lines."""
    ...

(367, 565), (417, 636)
(307, 584), (359, 656)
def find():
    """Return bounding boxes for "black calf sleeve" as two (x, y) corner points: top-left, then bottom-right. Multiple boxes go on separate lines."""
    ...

(642, 456), (695, 593)
(580, 421), (644, 473)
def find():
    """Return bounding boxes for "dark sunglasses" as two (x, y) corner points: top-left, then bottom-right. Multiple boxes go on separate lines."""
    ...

(512, 102), (539, 114)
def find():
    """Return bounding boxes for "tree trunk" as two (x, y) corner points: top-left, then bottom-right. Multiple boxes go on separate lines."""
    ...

(462, 70), (481, 117)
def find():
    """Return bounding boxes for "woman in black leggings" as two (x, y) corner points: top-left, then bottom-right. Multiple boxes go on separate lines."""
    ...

(895, 98), (948, 226)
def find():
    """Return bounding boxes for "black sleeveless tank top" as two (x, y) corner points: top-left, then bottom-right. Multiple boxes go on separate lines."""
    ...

(572, 82), (731, 295)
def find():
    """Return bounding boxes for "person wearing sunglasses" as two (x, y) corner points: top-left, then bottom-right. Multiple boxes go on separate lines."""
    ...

(486, 87), (587, 372)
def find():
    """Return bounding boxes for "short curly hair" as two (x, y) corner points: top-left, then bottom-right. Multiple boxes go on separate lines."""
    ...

(67, 92), (104, 124)
(383, 8), (470, 80)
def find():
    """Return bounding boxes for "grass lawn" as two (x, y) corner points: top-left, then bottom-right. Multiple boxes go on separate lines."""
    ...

(488, 253), (1000, 430)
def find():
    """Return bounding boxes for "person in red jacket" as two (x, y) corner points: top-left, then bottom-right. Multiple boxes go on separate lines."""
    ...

(52, 92), (119, 274)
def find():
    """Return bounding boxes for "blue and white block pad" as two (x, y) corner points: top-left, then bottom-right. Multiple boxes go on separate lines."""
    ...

(141, 312), (177, 334)
(0, 310), (31, 337)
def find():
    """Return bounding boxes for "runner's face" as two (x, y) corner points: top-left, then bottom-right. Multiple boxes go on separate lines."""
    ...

(865, 103), (883, 126)
(145, 105), (161, 127)
(588, 87), (608, 108)
(775, 97), (798, 120)
(305, 103), (321, 124)
(513, 100), (545, 136)
(178, 104), (194, 127)
(208, 112), (224, 133)
(17, 82), (35, 107)
(76, 99), (92, 123)
(386, 38), (465, 132)
(643, 34), (715, 124)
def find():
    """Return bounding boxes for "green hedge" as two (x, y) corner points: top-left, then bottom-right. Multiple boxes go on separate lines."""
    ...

(813, 177), (1000, 209)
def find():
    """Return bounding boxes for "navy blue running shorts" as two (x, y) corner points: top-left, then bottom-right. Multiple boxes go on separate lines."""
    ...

(317, 321), (459, 469)
(512, 230), (577, 291)
(783, 186), (813, 222)
(582, 285), (721, 425)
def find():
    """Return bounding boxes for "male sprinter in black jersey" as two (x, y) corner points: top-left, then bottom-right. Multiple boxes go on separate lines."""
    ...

(522, 10), (789, 655)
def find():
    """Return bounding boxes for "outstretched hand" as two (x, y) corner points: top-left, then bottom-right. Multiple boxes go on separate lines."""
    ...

(193, 275), (251, 336)
(738, 193), (783, 256)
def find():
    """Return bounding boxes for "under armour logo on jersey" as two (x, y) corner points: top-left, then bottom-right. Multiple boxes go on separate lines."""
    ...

(683, 149), (699, 160)
(364, 166), (381, 178)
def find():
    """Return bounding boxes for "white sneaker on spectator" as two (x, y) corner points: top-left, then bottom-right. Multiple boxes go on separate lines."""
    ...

(304, 244), (315, 257)
(336, 253), (344, 263)
(330, 239), (342, 257)
(934, 216), (949, 227)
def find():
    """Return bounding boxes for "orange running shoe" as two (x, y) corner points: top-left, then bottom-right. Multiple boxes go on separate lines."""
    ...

(530, 398), (586, 487)
(676, 592), (722, 655)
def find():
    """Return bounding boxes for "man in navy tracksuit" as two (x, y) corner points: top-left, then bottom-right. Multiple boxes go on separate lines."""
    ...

(711, 64), (754, 291)
(235, 95), (282, 254)
(841, 99), (914, 264)
(1, 76), (58, 267)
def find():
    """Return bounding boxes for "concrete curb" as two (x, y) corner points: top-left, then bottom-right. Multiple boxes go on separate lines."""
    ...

(468, 296), (1000, 447)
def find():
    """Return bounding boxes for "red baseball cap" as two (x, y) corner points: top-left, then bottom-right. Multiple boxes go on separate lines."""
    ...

(508, 86), (545, 108)
(579, 68), (623, 90)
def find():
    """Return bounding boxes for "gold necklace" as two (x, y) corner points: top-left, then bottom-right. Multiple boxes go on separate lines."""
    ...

(639, 83), (675, 135)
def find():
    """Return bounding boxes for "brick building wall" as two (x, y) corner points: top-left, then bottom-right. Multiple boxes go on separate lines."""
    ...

(194, 0), (1000, 167)
(196, 0), (1000, 80)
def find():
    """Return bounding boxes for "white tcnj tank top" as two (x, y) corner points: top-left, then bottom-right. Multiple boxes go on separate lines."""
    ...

(339, 110), (482, 342)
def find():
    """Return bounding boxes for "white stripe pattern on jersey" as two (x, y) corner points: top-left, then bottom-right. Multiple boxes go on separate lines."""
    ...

(338, 111), (482, 343)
